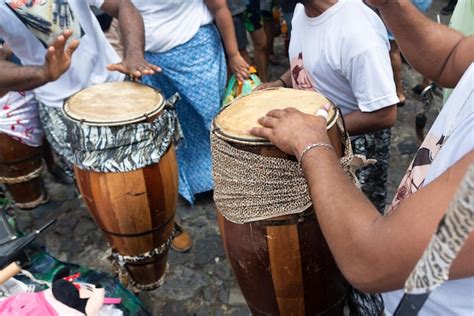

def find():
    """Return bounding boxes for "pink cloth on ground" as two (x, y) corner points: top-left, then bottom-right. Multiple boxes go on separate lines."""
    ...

(0, 91), (44, 147)
(0, 289), (86, 316)
(0, 291), (57, 315)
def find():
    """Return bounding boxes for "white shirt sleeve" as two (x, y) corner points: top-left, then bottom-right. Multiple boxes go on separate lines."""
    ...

(87, 0), (105, 9)
(344, 45), (399, 112)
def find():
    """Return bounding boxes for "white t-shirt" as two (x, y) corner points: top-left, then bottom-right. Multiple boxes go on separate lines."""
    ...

(384, 64), (474, 315)
(132, 0), (213, 53)
(0, 0), (124, 109)
(289, 0), (398, 116)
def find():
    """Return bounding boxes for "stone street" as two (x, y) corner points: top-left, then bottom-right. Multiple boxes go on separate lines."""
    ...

(8, 1), (450, 315)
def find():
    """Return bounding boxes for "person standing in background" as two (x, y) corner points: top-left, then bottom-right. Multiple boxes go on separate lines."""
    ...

(281, 0), (298, 55)
(387, 0), (432, 104)
(228, 0), (252, 66)
(440, 0), (458, 14)
(259, 0), (398, 217)
(245, 0), (269, 81)
(135, 0), (249, 251)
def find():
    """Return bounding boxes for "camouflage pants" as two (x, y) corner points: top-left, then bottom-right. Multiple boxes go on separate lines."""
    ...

(351, 128), (391, 214)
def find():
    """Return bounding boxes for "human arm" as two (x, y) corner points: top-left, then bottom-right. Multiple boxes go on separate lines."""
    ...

(255, 69), (293, 90)
(205, 0), (249, 82)
(344, 105), (396, 135)
(366, 0), (473, 88)
(99, 0), (161, 77)
(0, 30), (79, 95)
(250, 108), (474, 293)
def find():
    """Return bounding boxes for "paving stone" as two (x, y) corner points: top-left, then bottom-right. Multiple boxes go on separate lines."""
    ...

(229, 307), (251, 316)
(228, 288), (246, 306)
(151, 265), (208, 301)
(194, 235), (225, 267)
(161, 300), (189, 316)
(397, 140), (419, 155)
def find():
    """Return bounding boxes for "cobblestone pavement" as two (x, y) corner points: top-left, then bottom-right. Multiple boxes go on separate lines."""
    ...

(10, 2), (449, 315)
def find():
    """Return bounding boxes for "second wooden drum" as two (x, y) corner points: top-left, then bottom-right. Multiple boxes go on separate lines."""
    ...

(212, 88), (350, 315)
(63, 82), (179, 290)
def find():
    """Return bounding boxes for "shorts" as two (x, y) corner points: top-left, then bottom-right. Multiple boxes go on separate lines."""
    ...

(233, 13), (248, 50)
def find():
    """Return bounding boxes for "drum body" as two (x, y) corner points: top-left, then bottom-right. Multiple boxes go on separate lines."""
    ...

(0, 133), (46, 209)
(74, 145), (178, 286)
(64, 82), (178, 289)
(213, 88), (350, 315)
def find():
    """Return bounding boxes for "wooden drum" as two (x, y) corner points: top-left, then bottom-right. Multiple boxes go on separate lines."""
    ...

(63, 82), (178, 290)
(212, 88), (350, 315)
(0, 134), (46, 209)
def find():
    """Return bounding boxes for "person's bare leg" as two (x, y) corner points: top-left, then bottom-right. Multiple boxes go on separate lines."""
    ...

(264, 20), (277, 64)
(389, 40), (406, 104)
(250, 28), (268, 82)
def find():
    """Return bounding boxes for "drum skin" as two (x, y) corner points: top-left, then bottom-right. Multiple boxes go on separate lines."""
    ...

(215, 121), (349, 315)
(0, 133), (45, 209)
(74, 145), (178, 286)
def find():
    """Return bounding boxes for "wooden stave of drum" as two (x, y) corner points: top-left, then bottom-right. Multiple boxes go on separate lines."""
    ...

(74, 145), (178, 286)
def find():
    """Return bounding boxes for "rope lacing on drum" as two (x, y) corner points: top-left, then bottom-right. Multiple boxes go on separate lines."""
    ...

(0, 164), (43, 184)
(108, 226), (178, 292)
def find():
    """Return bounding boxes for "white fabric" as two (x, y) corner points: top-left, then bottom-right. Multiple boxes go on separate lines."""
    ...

(0, 91), (43, 147)
(384, 64), (474, 316)
(0, 0), (124, 109)
(131, 0), (213, 53)
(289, 0), (398, 116)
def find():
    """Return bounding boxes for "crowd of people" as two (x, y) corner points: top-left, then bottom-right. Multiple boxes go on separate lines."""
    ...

(0, 0), (472, 315)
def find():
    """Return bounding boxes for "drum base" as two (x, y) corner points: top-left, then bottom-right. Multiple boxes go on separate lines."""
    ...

(0, 134), (46, 210)
(218, 210), (349, 315)
(75, 145), (178, 289)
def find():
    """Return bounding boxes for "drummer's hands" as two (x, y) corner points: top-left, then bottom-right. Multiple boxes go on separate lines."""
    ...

(42, 30), (79, 81)
(107, 54), (161, 79)
(255, 79), (285, 91)
(229, 53), (250, 83)
(250, 108), (330, 157)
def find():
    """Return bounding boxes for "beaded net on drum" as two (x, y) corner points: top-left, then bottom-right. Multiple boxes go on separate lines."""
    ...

(211, 118), (374, 224)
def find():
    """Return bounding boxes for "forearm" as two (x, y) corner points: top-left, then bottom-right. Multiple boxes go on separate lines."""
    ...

(302, 142), (474, 292)
(280, 69), (293, 88)
(378, 0), (472, 87)
(300, 144), (381, 280)
(103, 0), (145, 59)
(344, 105), (396, 135)
(0, 61), (49, 93)
(213, 7), (239, 58)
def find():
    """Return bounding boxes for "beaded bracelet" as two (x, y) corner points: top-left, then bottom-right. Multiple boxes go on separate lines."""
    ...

(298, 143), (334, 168)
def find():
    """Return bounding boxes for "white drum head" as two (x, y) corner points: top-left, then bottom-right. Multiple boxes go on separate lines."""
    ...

(63, 82), (165, 126)
(214, 88), (337, 144)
